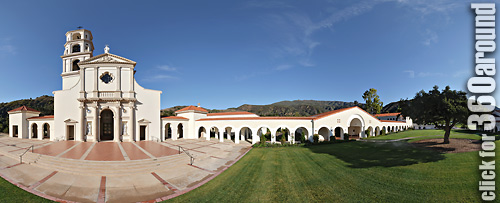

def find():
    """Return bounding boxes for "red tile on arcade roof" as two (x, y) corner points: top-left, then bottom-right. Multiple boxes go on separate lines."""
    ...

(380, 120), (405, 123)
(309, 106), (357, 120)
(374, 113), (400, 117)
(161, 116), (188, 120)
(175, 105), (208, 113)
(8, 106), (41, 113)
(27, 115), (54, 120)
(198, 116), (312, 121)
(207, 111), (255, 116)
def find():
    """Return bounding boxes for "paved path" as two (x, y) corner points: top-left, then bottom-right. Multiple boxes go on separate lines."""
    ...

(359, 135), (442, 143)
(0, 137), (252, 202)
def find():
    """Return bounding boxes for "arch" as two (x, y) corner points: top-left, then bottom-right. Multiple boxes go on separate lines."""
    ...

(164, 123), (172, 139)
(366, 126), (373, 137)
(275, 127), (290, 143)
(375, 126), (380, 136)
(72, 33), (81, 40)
(31, 123), (38, 139)
(100, 109), (114, 141)
(318, 127), (330, 141)
(177, 123), (184, 139)
(209, 126), (220, 140)
(72, 44), (81, 53)
(334, 126), (344, 139)
(348, 117), (363, 139)
(198, 126), (207, 139)
(72, 59), (80, 71)
(257, 127), (271, 143)
(43, 123), (50, 139)
(294, 127), (308, 142)
(239, 127), (253, 143)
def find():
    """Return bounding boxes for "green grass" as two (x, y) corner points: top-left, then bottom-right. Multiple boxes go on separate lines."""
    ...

(0, 177), (53, 203)
(167, 132), (498, 202)
(367, 129), (483, 142)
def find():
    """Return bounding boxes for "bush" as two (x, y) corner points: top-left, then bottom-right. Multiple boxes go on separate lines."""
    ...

(260, 133), (266, 144)
(300, 133), (306, 143)
(382, 129), (386, 135)
(365, 129), (370, 137)
(344, 133), (350, 141)
(329, 136), (335, 141)
(313, 134), (319, 144)
(280, 133), (286, 144)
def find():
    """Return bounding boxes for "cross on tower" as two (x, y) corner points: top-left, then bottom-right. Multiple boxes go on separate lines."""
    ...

(77, 26), (83, 29)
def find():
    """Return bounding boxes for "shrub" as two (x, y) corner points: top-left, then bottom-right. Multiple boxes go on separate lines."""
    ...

(260, 133), (266, 144)
(344, 133), (350, 141)
(329, 136), (335, 141)
(300, 133), (306, 143)
(280, 133), (286, 144)
(313, 134), (319, 144)
(365, 129), (370, 137)
(382, 129), (386, 135)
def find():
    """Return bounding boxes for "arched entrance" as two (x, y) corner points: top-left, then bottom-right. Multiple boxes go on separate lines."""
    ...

(210, 127), (219, 140)
(257, 127), (270, 143)
(276, 127), (290, 143)
(348, 118), (363, 139)
(366, 126), (373, 137)
(177, 124), (183, 139)
(165, 123), (172, 139)
(198, 127), (207, 139)
(240, 127), (252, 143)
(31, 123), (38, 139)
(318, 127), (330, 141)
(100, 109), (114, 141)
(294, 127), (308, 142)
(43, 123), (50, 139)
(334, 127), (343, 140)
(375, 126), (380, 136)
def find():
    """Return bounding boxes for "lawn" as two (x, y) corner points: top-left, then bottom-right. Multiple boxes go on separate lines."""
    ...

(167, 130), (497, 202)
(0, 130), (496, 202)
(367, 129), (484, 142)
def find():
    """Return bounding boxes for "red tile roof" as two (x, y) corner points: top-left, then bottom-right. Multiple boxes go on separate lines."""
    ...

(207, 111), (256, 116)
(309, 106), (356, 120)
(161, 116), (189, 120)
(27, 115), (54, 120)
(8, 106), (41, 113)
(380, 120), (405, 123)
(175, 105), (208, 113)
(374, 113), (400, 117)
(198, 116), (312, 121)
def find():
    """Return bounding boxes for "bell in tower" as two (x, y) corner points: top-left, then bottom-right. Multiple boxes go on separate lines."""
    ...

(60, 28), (94, 89)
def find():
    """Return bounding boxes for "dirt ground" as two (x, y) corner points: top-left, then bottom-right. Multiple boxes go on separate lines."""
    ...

(411, 138), (481, 153)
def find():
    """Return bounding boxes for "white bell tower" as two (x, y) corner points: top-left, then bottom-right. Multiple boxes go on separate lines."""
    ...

(60, 28), (94, 89)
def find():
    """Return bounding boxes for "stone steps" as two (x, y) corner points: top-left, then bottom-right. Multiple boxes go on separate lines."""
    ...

(30, 154), (194, 176)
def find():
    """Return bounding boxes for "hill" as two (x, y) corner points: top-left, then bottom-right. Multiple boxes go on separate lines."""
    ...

(0, 95), (54, 133)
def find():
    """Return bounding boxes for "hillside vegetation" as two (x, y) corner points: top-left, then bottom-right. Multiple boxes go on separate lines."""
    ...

(0, 96), (54, 133)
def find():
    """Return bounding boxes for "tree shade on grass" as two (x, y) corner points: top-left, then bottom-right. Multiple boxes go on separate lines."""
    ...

(167, 139), (493, 202)
(367, 129), (483, 141)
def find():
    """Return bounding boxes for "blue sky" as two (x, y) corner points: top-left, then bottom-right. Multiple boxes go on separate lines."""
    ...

(0, 0), (498, 109)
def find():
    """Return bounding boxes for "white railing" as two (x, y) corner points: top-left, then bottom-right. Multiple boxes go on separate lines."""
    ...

(99, 91), (117, 98)
(19, 145), (34, 163)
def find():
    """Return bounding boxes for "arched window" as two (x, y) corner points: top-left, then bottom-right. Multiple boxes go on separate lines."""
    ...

(72, 60), (80, 71)
(72, 44), (81, 53)
(72, 33), (81, 40)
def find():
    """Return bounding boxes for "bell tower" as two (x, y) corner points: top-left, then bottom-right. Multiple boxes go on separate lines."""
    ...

(60, 28), (94, 89)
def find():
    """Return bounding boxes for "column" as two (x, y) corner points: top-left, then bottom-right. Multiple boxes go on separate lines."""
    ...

(235, 129), (240, 144)
(113, 106), (120, 142)
(93, 105), (98, 142)
(219, 129), (224, 142)
(172, 126), (178, 140)
(93, 67), (98, 97)
(128, 104), (135, 141)
(79, 103), (85, 141)
(291, 132), (295, 144)
(271, 131), (276, 143)
(206, 129), (210, 141)
(226, 129), (231, 140)
(116, 67), (121, 92)
(38, 124), (43, 140)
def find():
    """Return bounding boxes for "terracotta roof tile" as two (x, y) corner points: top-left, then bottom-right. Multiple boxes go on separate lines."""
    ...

(27, 115), (54, 120)
(380, 120), (405, 123)
(309, 106), (357, 120)
(198, 116), (312, 121)
(207, 111), (255, 116)
(175, 105), (208, 113)
(161, 116), (189, 120)
(374, 113), (401, 117)
(8, 106), (41, 113)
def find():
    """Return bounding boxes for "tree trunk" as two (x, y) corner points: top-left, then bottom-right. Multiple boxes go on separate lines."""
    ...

(443, 126), (450, 144)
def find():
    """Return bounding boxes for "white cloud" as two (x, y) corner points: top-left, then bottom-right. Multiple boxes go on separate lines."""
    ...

(416, 72), (445, 77)
(404, 70), (415, 78)
(422, 29), (438, 46)
(275, 64), (292, 71)
(157, 65), (177, 71)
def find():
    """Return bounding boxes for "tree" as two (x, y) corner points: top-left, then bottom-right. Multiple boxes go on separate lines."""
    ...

(399, 86), (468, 144)
(362, 88), (383, 114)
